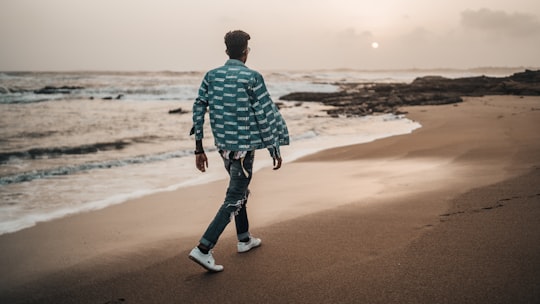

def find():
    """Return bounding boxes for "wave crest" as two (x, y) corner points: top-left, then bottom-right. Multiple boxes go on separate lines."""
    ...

(0, 149), (201, 185)
(0, 136), (164, 164)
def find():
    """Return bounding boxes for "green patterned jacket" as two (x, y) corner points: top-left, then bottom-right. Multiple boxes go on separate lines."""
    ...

(192, 59), (289, 157)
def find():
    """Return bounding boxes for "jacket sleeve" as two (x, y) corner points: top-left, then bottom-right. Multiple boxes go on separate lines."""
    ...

(249, 74), (289, 158)
(191, 74), (209, 140)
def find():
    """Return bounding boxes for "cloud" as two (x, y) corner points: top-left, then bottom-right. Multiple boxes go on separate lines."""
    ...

(400, 27), (435, 44)
(460, 8), (540, 37)
(336, 28), (373, 42)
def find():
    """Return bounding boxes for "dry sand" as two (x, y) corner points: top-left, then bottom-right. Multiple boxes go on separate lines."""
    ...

(1, 96), (539, 303)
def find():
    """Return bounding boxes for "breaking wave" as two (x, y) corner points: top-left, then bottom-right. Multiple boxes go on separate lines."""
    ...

(0, 149), (206, 185)
(0, 136), (161, 164)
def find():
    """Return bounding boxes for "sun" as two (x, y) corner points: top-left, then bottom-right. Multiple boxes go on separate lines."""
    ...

(371, 42), (379, 49)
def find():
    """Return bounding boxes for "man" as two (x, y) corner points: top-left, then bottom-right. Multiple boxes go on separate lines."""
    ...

(188, 30), (290, 272)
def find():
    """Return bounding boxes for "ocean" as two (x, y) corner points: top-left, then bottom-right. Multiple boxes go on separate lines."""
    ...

(0, 68), (516, 235)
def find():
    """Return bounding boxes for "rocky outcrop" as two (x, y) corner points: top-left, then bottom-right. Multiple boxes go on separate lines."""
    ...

(33, 86), (84, 94)
(168, 107), (187, 114)
(102, 94), (124, 100)
(280, 70), (540, 117)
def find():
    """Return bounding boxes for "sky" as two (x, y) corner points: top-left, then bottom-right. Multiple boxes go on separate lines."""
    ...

(0, 0), (539, 71)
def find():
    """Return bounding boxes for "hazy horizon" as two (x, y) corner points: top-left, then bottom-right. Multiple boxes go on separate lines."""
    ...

(1, 0), (539, 72)
(0, 67), (537, 74)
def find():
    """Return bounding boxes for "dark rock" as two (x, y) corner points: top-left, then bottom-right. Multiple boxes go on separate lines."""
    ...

(508, 69), (540, 83)
(168, 107), (187, 114)
(279, 91), (348, 102)
(102, 94), (124, 100)
(34, 86), (83, 94)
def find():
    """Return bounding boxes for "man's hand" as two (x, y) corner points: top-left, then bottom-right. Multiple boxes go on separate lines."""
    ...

(273, 156), (282, 170)
(196, 153), (208, 172)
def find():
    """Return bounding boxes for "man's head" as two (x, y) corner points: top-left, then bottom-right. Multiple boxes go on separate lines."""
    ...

(225, 30), (251, 62)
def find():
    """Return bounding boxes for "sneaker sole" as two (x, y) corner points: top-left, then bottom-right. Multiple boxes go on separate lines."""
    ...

(188, 255), (223, 273)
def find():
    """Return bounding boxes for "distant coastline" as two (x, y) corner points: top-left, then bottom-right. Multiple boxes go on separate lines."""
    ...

(1, 66), (538, 76)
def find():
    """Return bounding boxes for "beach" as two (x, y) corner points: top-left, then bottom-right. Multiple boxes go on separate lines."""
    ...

(1, 95), (539, 303)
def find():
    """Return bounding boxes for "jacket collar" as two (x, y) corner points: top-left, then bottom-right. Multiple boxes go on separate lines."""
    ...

(225, 59), (246, 67)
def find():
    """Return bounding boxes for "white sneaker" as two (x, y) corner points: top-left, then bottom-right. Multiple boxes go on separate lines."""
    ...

(237, 237), (262, 253)
(189, 247), (224, 272)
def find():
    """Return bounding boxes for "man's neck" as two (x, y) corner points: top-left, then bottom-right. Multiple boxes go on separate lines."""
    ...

(229, 56), (247, 63)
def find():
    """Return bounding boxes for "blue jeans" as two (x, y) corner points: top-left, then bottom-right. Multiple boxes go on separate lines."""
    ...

(199, 151), (254, 249)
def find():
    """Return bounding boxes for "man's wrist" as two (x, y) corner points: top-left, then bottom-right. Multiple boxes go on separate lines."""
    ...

(195, 139), (204, 154)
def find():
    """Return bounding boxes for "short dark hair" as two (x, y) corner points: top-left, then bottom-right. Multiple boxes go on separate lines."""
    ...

(225, 30), (251, 59)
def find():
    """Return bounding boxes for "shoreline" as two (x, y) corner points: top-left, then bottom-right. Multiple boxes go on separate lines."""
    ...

(0, 111), (420, 237)
(1, 95), (539, 303)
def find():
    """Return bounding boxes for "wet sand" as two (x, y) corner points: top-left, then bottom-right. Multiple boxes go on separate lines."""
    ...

(1, 96), (539, 303)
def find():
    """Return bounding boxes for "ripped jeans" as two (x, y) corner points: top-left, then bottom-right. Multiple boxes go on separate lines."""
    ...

(199, 150), (254, 249)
